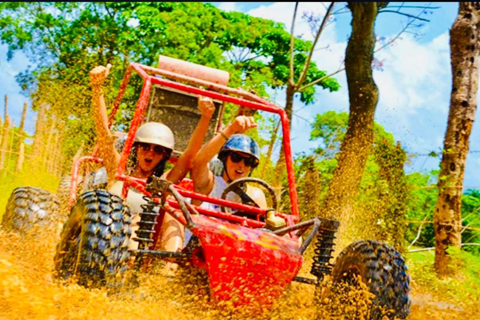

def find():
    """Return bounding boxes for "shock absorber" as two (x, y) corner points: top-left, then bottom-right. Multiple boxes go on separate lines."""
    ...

(133, 194), (162, 250)
(310, 220), (339, 281)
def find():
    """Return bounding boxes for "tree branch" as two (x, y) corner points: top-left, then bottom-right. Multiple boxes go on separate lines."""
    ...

(297, 2), (335, 87)
(298, 67), (343, 92)
(374, 3), (433, 53)
(408, 210), (431, 249)
(387, 5), (440, 9)
(379, 10), (430, 22)
(241, 54), (262, 63)
(332, 5), (350, 16)
(289, 2), (299, 86)
(104, 2), (115, 18)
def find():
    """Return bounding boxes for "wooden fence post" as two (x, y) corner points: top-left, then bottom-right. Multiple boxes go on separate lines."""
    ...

(52, 133), (63, 177)
(15, 142), (25, 173)
(15, 101), (28, 159)
(32, 103), (46, 160)
(0, 116), (11, 171)
(47, 130), (59, 174)
(4, 118), (15, 177)
(4, 94), (8, 122)
(19, 102), (27, 132)
(45, 118), (56, 173)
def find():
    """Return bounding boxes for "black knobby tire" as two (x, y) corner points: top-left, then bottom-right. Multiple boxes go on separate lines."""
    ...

(1, 186), (62, 235)
(54, 189), (132, 289)
(330, 240), (411, 320)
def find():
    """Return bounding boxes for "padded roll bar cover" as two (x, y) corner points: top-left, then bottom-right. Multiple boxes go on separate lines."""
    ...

(158, 55), (230, 86)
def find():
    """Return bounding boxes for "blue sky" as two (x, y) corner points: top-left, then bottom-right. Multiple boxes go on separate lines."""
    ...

(212, 2), (479, 190)
(1, 2), (479, 189)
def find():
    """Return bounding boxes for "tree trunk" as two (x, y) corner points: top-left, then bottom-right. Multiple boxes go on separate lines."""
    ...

(434, 2), (480, 277)
(321, 3), (380, 226)
(19, 102), (27, 132)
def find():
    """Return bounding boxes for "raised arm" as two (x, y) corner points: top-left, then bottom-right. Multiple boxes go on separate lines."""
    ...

(90, 64), (120, 181)
(164, 96), (215, 184)
(191, 115), (257, 196)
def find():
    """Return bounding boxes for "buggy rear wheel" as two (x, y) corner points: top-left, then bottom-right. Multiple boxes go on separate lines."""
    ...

(1, 186), (63, 236)
(329, 240), (411, 320)
(53, 189), (132, 290)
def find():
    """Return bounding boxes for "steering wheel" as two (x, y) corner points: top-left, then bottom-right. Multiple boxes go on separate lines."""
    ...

(220, 177), (278, 216)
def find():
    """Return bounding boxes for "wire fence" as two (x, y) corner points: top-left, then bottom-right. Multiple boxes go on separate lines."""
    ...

(0, 98), (64, 179)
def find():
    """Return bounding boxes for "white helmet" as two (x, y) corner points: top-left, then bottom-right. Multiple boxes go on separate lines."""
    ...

(134, 122), (175, 150)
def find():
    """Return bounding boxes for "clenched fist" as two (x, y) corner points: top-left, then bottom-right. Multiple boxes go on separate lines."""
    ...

(198, 96), (215, 119)
(90, 64), (112, 86)
(228, 115), (257, 134)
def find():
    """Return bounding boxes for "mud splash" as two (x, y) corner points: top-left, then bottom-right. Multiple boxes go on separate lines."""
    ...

(0, 227), (477, 320)
(0, 228), (320, 320)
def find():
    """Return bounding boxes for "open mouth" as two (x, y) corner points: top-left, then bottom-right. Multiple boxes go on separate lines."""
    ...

(144, 158), (153, 165)
(235, 170), (244, 175)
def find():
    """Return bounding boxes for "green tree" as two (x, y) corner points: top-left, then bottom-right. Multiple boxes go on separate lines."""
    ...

(294, 110), (409, 248)
(319, 3), (388, 238)
(0, 2), (339, 174)
(404, 171), (438, 249)
(461, 189), (480, 256)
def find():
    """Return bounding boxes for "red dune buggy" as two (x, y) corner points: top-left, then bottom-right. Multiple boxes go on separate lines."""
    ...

(51, 56), (411, 319)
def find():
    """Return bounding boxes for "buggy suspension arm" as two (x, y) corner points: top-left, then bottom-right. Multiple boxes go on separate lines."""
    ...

(273, 218), (321, 254)
(145, 176), (198, 229)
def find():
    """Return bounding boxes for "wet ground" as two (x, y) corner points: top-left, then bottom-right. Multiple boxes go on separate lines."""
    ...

(0, 227), (478, 320)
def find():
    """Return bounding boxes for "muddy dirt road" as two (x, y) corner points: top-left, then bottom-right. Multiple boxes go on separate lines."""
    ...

(0, 226), (477, 320)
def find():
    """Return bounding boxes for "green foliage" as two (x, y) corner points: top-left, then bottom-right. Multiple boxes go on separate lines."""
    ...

(0, 2), (339, 172)
(310, 111), (394, 159)
(404, 171), (438, 248)
(461, 189), (480, 255)
(310, 111), (349, 158)
(291, 110), (409, 246)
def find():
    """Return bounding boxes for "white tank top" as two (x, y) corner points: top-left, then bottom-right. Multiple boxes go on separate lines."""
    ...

(200, 175), (241, 211)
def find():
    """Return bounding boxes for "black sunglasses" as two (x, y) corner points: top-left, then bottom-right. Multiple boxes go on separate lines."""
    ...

(138, 143), (166, 156)
(229, 152), (259, 168)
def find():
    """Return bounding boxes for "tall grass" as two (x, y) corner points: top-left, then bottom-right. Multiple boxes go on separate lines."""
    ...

(407, 247), (480, 311)
(0, 159), (60, 220)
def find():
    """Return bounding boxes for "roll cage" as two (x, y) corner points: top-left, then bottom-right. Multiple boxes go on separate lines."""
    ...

(69, 57), (300, 232)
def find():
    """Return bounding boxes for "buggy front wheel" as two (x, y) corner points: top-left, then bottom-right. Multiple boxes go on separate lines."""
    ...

(329, 240), (411, 320)
(53, 189), (132, 290)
